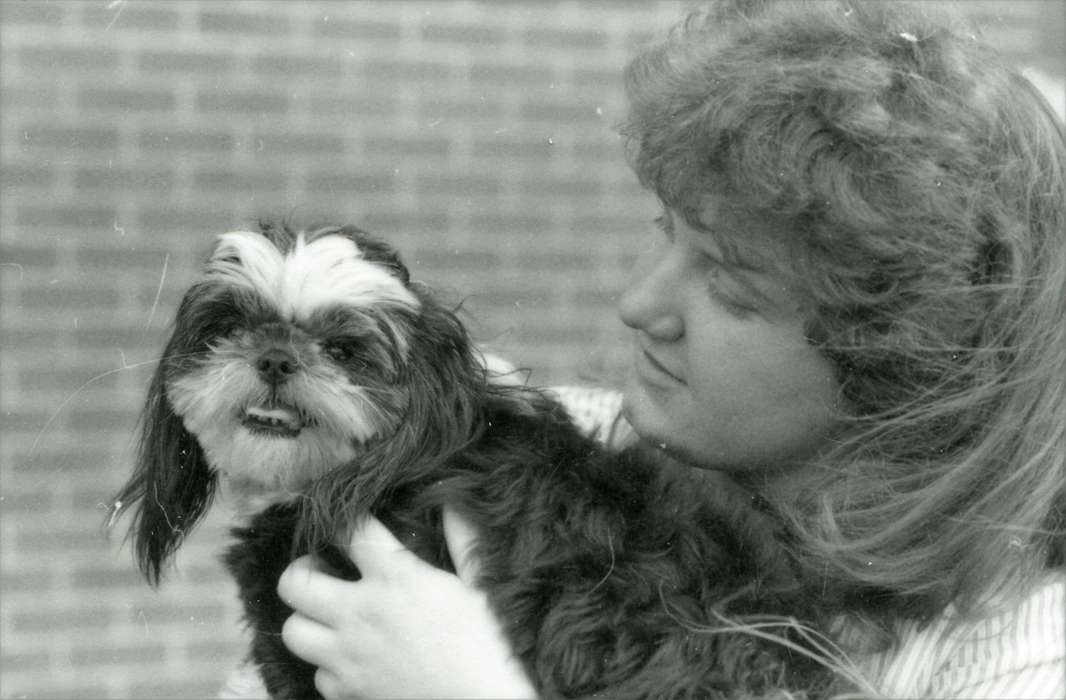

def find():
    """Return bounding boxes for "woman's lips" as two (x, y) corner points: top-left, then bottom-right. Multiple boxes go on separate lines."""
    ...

(638, 346), (685, 385)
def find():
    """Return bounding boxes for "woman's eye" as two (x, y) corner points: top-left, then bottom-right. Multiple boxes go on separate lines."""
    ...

(703, 261), (758, 318)
(711, 289), (757, 318)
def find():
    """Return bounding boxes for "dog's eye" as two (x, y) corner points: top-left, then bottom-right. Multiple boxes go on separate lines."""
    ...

(324, 342), (355, 363)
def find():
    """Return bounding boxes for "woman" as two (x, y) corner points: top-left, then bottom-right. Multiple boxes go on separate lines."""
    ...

(232, 1), (1066, 697)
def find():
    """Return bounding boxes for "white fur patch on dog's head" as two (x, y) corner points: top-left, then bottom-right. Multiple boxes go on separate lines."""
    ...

(206, 230), (419, 321)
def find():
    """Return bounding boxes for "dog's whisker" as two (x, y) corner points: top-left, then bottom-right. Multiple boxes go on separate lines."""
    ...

(143, 252), (169, 332)
(587, 529), (616, 597)
(30, 353), (203, 455)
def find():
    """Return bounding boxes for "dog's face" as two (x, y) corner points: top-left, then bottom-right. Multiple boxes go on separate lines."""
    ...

(165, 226), (421, 496)
(116, 222), (488, 583)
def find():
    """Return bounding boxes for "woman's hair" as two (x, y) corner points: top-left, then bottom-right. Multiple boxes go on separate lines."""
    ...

(622, 0), (1066, 638)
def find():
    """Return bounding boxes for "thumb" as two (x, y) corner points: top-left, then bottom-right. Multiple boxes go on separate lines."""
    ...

(443, 506), (482, 585)
(346, 514), (417, 579)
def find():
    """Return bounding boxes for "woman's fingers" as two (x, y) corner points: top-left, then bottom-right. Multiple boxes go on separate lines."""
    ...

(313, 668), (342, 700)
(345, 514), (420, 579)
(281, 611), (336, 669)
(278, 554), (359, 625)
(443, 506), (482, 584)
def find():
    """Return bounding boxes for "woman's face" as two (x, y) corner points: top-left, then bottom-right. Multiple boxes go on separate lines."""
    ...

(619, 198), (843, 472)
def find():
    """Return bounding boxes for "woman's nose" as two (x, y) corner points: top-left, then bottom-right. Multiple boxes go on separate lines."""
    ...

(618, 248), (684, 341)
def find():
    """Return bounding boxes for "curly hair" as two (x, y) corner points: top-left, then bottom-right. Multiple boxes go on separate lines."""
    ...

(621, 0), (1066, 640)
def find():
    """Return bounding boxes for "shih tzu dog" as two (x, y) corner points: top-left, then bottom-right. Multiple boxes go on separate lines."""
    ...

(111, 223), (838, 699)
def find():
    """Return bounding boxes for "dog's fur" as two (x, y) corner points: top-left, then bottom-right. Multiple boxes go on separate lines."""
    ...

(112, 223), (836, 699)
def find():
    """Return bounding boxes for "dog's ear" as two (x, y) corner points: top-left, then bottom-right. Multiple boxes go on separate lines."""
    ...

(344, 227), (412, 286)
(110, 339), (217, 587)
(299, 287), (486, 549)
(393, 290), (485, 459)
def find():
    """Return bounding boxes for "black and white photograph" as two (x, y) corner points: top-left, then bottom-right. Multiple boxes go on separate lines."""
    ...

(1, 1), (1064, 698)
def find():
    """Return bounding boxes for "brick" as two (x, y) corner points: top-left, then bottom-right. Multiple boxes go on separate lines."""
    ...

(521, 99), (602, 123)
(1, 1), (65, 25)
(0, 569), (53, 593)
(79, 3), (180, 31)
(253, 132), (346, 156)
(76, 245), (172, 269)
(361, 211), (451, 234)
(524, 27), (609, 50)
(419, 98), (504, 121)
(469, 63), (553, 85)
(574, 141), (625, 163)
(198, 9), (290, 35)
(66, 407), (136, 432)
(422, 23), (505, 45)
(364, 136), (450, 159)
(625, 29), (657, 52)
(472, 137), (556, 161)
(193, 169), (287, 193)
(469, 214), (553, 235)
(305, 172), (394, 195)
(0, 328), (65, 350)
(0, 164), (52, 188)
(0, 84), (58, 110)
(19, 125), (119, 151)
(0, 651), (50, 671)
(312, 16), (401, 40)
(75, 327), (160, 350)
(252, 54), (343, 78)
(131, 677), (232, 699)
(139, 207), (235, 233)
(133, 602), (228, 625)
(138, 49), (234, 74)
(407, 248), (499, 271)
(508, 251), (594, 270)
(78, 87), (176, 112)
(18, 46), (118, 71)
(519, 177), (602, 198)
(74, 166), (175, 191)
(138, 128), (234, 152)
(3, 678), (111, 700)
(1, 489), (53, 513)
(307, 94), (397, 117)
(14, 447), (116, 473)
(14, 606), (115, 632)
(70, 642), (167, 666)
(196, 90), (289, 115)
(573, 67), (625, 87)
(415, 174), (501, 197)
(16, 283), (122, 310)
(363, 58), (451, 82)
(185, 638), (245, 661)
(0, 243), (58, 268)
(16, 526), (107, 552)
(70, 563), (143, 589)
(16, 204), (117, 229)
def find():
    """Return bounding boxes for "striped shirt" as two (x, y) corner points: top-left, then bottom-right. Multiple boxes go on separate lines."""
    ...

(220, 385), (1066, 699)
(554, 385), (1066, 699)
(851, 571), (1065, 697)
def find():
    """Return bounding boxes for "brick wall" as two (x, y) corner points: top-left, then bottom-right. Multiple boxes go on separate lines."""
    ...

(1, 1), (1061, 698)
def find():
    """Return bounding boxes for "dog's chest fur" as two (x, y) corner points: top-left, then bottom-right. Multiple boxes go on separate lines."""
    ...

(224, 396), (830, 700)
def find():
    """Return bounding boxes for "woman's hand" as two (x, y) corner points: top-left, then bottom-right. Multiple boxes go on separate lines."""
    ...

(277, 508), (537, 700)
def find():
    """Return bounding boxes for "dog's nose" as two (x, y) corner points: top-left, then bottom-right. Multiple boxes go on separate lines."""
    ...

(256, 348), (298, 384)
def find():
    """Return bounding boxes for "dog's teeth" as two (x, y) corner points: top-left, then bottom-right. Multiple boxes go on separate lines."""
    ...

(243, 405), (305, 433)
